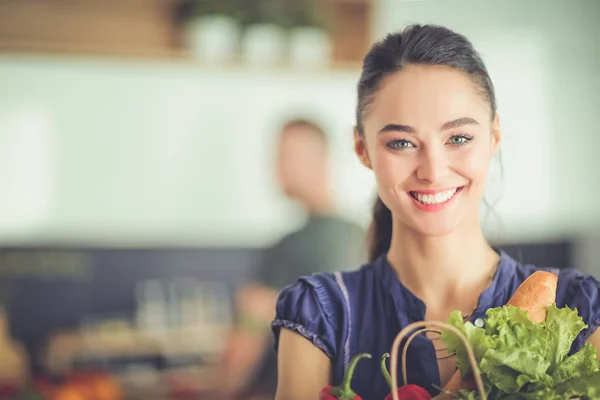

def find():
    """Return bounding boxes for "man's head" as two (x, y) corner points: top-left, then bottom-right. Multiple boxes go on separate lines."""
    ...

(276, 119), (330, 201)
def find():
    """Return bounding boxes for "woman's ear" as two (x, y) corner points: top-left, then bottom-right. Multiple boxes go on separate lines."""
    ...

(491, 113), (501, 155)
(354, 129), (372, 169)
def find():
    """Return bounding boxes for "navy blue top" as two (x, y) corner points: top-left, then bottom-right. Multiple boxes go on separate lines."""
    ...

(271, 250), (600, 399)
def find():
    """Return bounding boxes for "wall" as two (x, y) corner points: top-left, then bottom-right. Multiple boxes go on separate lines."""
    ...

(374, 0), (600, 242)
(0, 56), (375, 247)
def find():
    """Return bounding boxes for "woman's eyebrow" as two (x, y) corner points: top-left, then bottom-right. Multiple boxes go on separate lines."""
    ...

(441, 117), (480, 131)
(378, 117), (479, 135)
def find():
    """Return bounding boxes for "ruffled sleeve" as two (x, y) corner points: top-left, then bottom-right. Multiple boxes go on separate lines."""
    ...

(271, 273), (343, 359)
(557, 268), (600, 352)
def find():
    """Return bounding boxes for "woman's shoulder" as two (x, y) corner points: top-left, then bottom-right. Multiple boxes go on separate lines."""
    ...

(274, 271), (344, 319)
(274, 262), (375, 319)
(554, 267), (600, 322)
(501, 251), (600, 348)
(505, 253), (600, 307)
(271, 261), (377, 358)
(498, 250), (595, 289)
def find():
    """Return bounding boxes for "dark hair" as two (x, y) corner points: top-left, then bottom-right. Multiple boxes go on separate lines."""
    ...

(356, 24), (498, 262)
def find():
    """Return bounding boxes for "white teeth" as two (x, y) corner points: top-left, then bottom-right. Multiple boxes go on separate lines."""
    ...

(414, 188), (458, 205)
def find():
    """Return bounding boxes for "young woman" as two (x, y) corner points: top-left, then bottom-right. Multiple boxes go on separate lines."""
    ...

(271, 24), (600, 399)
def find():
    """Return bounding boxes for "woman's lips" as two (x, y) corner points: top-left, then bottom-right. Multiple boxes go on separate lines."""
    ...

(408, 187), (464, 212)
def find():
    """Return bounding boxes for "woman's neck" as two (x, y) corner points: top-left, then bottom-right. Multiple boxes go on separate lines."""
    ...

(386, 217), (500, 312)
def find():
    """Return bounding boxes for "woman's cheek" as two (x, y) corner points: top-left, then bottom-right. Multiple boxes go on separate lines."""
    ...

(458, 147), (493, 180)
(374, 153), (413, 195)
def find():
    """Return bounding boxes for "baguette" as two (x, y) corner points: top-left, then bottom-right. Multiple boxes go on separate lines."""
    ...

(440, 270), (558, 396)
(506, 270), (558, 323)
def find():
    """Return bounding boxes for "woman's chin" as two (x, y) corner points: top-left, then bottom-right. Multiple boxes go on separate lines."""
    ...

(415, 225), (458, 237)
(407, 217), (463, 237)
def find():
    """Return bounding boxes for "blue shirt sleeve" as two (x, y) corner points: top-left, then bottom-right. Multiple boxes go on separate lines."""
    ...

(271, 273), (343, 359)
(557, 268), (600, 352)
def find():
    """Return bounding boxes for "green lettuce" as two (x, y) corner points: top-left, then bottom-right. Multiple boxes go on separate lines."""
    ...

(440, 304), (600, 399)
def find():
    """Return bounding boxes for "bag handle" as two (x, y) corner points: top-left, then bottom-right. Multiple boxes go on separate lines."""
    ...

(388, 321), (487, 400)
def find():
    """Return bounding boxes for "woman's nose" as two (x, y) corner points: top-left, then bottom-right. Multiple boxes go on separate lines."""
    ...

(415, 148), (450, 184)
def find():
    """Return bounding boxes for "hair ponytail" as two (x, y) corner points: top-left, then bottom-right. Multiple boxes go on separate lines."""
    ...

(367, 196), (393, 262)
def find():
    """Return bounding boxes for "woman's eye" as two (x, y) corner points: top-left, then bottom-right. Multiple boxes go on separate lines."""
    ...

(448, 135), (473, 146)
(387, 140), (415, 150)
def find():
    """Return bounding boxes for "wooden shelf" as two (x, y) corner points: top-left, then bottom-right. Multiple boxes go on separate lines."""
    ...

(0, 0), (178, 53)
(323, 0), (373, 64)
(0, 0), (372, 69)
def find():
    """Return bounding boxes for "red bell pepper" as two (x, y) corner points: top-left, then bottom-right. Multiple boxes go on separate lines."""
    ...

(381, 353), (432, 400)
(319, 353), (371, 400)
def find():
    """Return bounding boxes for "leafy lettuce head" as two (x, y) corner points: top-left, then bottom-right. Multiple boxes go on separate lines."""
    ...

(440, 304), (600, 399)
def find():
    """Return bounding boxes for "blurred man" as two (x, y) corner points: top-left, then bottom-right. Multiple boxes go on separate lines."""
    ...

(210, 119), (366, 399)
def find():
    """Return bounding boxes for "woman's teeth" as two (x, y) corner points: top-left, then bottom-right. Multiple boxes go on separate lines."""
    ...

(411, 188), (458, 205)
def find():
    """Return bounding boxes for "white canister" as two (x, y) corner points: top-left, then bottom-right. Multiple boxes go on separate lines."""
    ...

(289, 26), (332, 69)
(184, 15), (240, 64)
(241, 23), (286, 67)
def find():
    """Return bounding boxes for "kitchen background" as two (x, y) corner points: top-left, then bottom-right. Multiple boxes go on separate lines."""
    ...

(0, 0), (599, 399)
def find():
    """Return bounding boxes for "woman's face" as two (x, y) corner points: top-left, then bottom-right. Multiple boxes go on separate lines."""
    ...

(355, 65), (501, 236)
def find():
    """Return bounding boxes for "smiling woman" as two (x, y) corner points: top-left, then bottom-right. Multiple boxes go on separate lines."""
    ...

(355, 62), (500, 239)
(270, 24), (600, 400)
